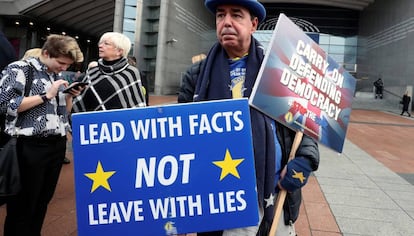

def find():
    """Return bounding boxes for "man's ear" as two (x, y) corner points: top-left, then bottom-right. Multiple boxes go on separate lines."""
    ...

(251, 17), (259, 33)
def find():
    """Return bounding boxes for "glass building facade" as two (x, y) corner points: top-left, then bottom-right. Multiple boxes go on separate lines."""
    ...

(254, 31), (358, 75)
(319, 34), (358, 74)
(3, 0), (407, 99)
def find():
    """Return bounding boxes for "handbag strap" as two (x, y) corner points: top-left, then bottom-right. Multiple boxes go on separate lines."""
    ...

(23, 60), (34, 97)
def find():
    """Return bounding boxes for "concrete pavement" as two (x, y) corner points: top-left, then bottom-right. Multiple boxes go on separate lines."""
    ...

(297, 93), (414, 236)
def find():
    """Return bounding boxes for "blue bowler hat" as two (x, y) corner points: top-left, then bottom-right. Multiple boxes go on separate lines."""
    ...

(205, 0), (266, 23)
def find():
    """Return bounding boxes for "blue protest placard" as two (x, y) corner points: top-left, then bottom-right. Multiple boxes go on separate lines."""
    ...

(71, 98), (259, 236)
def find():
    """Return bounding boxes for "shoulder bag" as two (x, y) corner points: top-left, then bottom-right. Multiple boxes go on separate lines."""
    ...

(0, 60), (35, 204)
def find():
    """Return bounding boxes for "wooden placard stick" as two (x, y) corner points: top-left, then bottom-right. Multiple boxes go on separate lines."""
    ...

(268, 131), (303, 236)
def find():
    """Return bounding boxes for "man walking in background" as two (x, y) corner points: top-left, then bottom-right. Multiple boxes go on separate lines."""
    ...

(400, 91), (411, 116)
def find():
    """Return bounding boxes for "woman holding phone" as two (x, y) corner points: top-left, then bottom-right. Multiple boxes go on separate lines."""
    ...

(0, 34), (83, 235)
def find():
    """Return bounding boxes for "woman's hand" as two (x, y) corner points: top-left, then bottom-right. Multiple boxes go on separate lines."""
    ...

(64, 82), (88, 113)
(45, 79), (69, 99)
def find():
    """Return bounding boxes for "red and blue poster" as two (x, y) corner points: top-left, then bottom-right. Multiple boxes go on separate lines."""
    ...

(250, 13), (356, 153)
(71, 98), (259, 236)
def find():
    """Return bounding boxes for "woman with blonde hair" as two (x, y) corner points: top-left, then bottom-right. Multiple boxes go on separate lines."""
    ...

(21, 48), (41, 60)
(72, 32), (146, 112)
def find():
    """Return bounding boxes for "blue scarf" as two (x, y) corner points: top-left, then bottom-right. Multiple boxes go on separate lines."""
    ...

(194, 37), (264, 100)
(194, 37), (277, 224)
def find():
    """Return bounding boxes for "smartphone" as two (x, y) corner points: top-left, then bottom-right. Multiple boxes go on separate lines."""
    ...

(62, 82), (89, 93)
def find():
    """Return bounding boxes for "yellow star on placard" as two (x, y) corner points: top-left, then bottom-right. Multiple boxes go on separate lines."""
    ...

(84, 161), (116, 193)
(292, 169), (306, 184)
(213, 149), (244, 181)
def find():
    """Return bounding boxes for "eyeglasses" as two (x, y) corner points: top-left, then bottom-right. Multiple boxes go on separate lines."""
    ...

(98, 40), (115, 47)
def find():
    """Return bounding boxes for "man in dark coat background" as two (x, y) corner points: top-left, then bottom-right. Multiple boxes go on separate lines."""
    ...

(0, 30), (17, 70)
(0, 30), (17, 148)
(400, 91), (411, 117)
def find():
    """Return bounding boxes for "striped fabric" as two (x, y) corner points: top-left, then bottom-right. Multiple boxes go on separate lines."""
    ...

(72, 57), (146, 112)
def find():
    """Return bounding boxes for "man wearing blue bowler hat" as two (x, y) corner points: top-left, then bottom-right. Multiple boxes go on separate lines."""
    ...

(178, 0), (320, 235)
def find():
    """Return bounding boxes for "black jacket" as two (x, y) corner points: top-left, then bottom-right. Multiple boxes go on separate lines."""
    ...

(0, 31), (16, 70)
(178, 56), (319, 232)
(402, 94), (411, 111)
